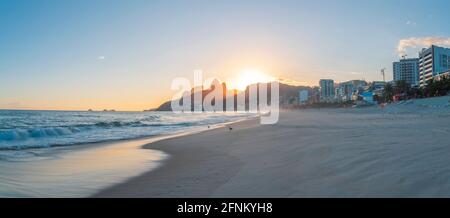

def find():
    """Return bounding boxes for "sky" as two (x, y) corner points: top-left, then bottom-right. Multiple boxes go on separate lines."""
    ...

(1, 0), (450, 111)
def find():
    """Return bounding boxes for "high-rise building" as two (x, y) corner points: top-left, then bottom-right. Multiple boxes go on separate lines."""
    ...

(419, 45), (450, 86)
(393, 58), (419, 86)
(319, 79), (335, 101)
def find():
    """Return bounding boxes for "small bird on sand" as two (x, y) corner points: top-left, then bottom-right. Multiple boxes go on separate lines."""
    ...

(228, 126), (233, 131)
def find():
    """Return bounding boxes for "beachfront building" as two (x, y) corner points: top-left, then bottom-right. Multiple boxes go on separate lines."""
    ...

(434, 70), (450, 81)
(335, 80), (368, 102)
(393, 58), (419, 86)
(319, 79), (335, 102)
(298, 89), (309, 104)
(370, 81), (386, 91)
(369, 81), (386, 99)
(360, 91), (375, 104)
(335, 86), (343, 101)
(335, 82), (353, 102)
(419, 45), (450, 87)
(310, 87), (321, 104)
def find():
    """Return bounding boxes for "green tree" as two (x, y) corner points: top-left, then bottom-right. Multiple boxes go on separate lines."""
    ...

(394, 80), (410, 95)
(424, 75), (450, 97)
(383, 83), (394, 102)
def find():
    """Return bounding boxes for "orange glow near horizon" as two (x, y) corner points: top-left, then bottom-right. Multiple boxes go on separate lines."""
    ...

(228, 69), (276, 91)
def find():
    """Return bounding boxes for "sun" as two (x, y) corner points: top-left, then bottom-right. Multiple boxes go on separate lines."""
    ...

(231, 69), (275, 91)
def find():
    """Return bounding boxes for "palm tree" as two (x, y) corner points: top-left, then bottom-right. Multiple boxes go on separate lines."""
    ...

(383, 83), (394, 102)
(394, 80), (410, 95)
(427, 79), (444, 96)
(424, 75), (450, 97)
(441, 75), (450, 94)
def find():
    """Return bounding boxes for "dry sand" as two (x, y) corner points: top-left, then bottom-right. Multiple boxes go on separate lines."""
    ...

(94, 97), (450, 197)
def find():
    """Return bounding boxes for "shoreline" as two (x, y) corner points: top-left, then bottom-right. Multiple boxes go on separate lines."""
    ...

(0, 116), (253, 198)
(0, 137), (167, 197)
(93, 117), (261, 197)
(95, 107), (450, 197)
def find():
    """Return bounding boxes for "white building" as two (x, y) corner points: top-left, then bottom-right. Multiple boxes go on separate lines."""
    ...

(419, 45), (450, 86)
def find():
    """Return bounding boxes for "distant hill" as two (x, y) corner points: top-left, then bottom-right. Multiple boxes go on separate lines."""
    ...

(155, 82), (312, 111)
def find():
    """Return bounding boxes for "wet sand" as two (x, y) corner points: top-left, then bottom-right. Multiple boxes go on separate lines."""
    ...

(0, 137), (167, 197)
(95, 101), (450, 197)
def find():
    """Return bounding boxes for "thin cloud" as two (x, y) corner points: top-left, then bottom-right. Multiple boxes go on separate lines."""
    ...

(406, 20), (416, 26)
(278, 77), (310, 86)
(318, 69), (362, 76)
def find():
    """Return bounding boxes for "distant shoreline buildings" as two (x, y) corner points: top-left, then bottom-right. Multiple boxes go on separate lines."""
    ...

(312, 77), (383, 105)
(335, 80), (368, 102)
(390, 45), (450, 88)
(312, 44), (450, 105)
(159, 44), (450, 111)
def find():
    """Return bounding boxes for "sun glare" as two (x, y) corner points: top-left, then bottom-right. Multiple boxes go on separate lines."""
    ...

(231, 69), (275, 91)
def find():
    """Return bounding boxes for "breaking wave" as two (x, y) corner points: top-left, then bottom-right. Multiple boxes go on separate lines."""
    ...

(0, 110), (251, 150)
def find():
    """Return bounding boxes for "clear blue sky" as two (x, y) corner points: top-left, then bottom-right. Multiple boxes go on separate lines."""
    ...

(1, 0), (449, 110)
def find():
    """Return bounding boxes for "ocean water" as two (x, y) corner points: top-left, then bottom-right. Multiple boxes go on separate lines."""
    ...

(0, 110), (253, 197)
(0, 110), (252, 151)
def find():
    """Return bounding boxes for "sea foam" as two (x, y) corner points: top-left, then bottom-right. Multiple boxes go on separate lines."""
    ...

(0, 110), (251, 150)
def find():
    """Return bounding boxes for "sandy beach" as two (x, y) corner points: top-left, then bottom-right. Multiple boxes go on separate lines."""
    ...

(94, 97), (450, 197)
